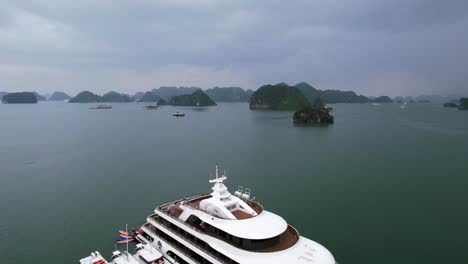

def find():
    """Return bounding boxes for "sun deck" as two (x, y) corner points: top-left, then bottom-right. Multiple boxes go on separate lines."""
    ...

(183, 194), (264, 220)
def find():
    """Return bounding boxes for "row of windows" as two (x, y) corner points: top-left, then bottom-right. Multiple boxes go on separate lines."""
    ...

(153, 216), (240, 264)
(144, 223), (211, 264)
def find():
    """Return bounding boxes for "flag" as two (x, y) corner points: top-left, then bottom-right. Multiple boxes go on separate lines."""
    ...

(209, 172), (214, 177)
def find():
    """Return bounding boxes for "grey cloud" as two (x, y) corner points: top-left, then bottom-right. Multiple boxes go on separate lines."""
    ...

(1, 0), (467, 96)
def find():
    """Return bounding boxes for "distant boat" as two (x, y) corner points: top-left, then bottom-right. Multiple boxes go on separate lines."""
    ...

(371, 103), (381, 106)
(173, 112), (185, 117)
(90, 105), (112, 109)
(144, 105), (160, 110)
(400, 102), (408, 109)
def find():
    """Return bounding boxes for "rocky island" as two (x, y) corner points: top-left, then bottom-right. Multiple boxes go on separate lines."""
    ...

(293, 98), (334, 124)
(250, 83), (310, 110)
(2, 92), (38, 104)
(170, 89), (216, 106)
(48, 91), (71, 101)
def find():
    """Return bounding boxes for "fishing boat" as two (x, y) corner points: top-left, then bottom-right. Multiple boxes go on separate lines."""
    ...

(172, 112), (185, 117)
(90, 105), (112, 110)
(144, 105), (160, 110)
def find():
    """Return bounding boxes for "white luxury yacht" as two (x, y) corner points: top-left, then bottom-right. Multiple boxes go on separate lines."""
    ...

(80, 165), (336, 264)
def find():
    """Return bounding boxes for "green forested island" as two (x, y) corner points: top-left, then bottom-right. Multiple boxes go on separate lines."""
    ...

(170, 90), (216, 106)
(2, 92), (38, 104)
(459, 98), (468, 110)
(293, 98), (334, 124)
(250, 83), (310, 110)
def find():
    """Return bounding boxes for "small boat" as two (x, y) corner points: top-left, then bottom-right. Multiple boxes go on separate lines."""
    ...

(116, 238), (134, 244)
(119, 234), (133, 239)
(119, 230), (129, 236)
(144, 105), (160, 110)
(173, 112), (185, 117)
(90, 104), (112, 109)
(371, 103), (381, 106)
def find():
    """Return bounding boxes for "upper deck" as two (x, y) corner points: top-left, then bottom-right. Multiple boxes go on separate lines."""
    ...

(184, 194), (264, 220)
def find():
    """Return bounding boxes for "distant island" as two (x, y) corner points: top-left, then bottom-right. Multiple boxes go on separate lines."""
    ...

(371, 96), (394, 103)
(443, 98), (468, 110)
(151, 86), (201, 101)
(170, 90), (216, 106)
(69, 91), (103, 103)
(69, 91), (131, 103)
(2, 92), (38, 104)
(48, 91), (71, 101)
(102, 91), (132, 102)
(33, 92), (47, 101)
(444, 102), (459, 108)
(205, 87), (253, 102)
(250, 83), (310, 110)
(293, 98), (334, 124)
(137, 91), (168, 105)
(460, 98), (468, 110)
(295, 82), (370, 104)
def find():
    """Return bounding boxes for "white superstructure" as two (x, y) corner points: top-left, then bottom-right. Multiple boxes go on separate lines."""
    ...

(80, 165), (336, 264)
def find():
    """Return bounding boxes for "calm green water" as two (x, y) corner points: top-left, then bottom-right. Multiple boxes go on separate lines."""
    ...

(1, 102), (467, 264)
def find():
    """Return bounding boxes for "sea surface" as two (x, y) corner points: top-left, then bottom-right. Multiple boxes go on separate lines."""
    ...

(1, 102), (467, 264)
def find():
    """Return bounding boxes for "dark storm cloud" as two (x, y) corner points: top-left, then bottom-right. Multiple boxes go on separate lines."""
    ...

(1, 0), (467, 96)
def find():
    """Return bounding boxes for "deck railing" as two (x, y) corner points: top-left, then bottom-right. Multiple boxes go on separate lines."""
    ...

(149, 215), (228, 263)
(141, 223), (198, 263)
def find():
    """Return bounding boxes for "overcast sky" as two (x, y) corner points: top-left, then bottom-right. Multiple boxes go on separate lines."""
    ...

(1, 0), (468, 96)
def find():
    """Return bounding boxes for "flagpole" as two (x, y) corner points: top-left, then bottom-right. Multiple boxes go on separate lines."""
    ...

(126, 223), (128, 260)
